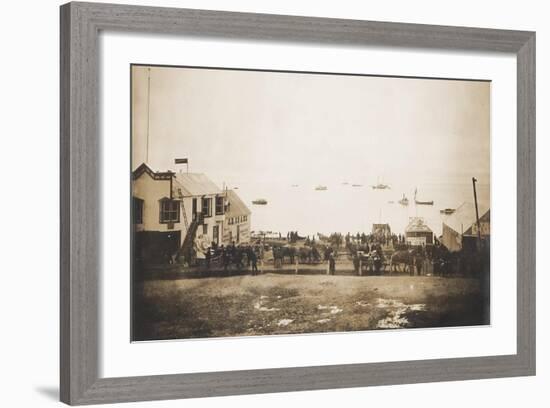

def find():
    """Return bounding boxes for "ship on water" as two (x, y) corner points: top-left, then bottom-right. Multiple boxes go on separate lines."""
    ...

(398, 194), (409, 206)
(252, 198), (268, 205)
(371, 177), (390, 190)
(440, 208), (456, 214)
(414, 188), (434, 205)
(315, 185), (328, 191)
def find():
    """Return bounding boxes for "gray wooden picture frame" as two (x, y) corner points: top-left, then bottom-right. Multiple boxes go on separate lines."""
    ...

(60, 1), (536, 405)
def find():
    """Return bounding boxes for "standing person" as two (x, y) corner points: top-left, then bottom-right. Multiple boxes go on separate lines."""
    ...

(353, 253), (360, 275)
(221, 246), (229, 271)
(373, 250), (383, 275)
(205, 246), (211, 269)
(409, 254), (416, 276)
(329, 253), (336, 275)
(250, 248), (258, 275)
(416, 253), (423, 276)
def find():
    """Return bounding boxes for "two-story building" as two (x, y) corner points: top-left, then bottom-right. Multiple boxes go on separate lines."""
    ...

(132, 163), (226, 263)
(223, 189), (252, 245)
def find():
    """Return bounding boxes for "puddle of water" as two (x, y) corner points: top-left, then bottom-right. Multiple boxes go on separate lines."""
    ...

(254, 298), (280, 312)
(375, 298), (426, 328)
(277, 319), (293, 327)
(318, 304), (343, 314)
(377, 314), (409, 328)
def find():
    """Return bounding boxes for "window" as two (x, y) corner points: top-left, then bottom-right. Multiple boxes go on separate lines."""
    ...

(215, 196), (224, 215)
(202, 197), (212, 217)
(203, 224), (208, 235)
(133, 197), (143, 224)
(159, 199), (180, 223)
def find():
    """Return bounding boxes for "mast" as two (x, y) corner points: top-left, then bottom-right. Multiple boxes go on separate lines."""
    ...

(472, 177), (482, 250)
(145, 67), (151, 164)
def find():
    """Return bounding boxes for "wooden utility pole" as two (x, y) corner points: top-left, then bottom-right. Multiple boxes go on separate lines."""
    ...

(145, 67), (151, 164)
(472, 177), (482, 250)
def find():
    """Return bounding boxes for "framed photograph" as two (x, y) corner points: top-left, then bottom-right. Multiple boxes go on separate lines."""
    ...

(60, 2), (535, 405)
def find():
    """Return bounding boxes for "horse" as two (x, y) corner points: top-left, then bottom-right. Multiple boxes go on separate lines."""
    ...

(272, 245), (296, 266)
(298, 246), (321, 264)
(389, 247), (423, 274)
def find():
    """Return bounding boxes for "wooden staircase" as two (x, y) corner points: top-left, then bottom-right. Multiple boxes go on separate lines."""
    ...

(177, 210), (203, 264)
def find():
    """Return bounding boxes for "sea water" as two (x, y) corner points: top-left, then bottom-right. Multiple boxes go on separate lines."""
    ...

(226, 180), (490, 238)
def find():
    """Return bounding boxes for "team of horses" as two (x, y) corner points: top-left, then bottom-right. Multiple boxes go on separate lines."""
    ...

(271, 245), (323, 265)
(198, 239), (476, 277)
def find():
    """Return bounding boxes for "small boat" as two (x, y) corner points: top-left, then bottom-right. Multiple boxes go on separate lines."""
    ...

(351, 184), (363, 187)
(414, 188), (434, 205)
(252, 199), (268, 205)
(315, 185), (328, 191)
(371, 177), (390, 190)
(398, 194), (409, 206)
(291, 184), (299, 187)
(440, 208), (456, 215)
(342, 182), (349, 185)
(388, 200), (395, 204)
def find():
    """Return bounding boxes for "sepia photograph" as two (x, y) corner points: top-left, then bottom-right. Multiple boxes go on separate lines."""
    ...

(131, 64), (491, 341)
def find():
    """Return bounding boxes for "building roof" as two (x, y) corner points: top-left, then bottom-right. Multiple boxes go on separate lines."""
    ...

(443, 202), (490, 235)
(225, 189), (251, 217)
(405, 217), (433, 234)
(133, 163), (222, 197)
(133, 163), (174, 180)
(173, 173), (222, 197)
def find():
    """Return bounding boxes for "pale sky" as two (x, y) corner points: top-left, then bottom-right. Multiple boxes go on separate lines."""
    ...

(131, 65), (490, 189)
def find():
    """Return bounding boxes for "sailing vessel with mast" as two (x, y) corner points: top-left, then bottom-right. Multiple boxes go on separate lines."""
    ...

(371, 177), (390, 190)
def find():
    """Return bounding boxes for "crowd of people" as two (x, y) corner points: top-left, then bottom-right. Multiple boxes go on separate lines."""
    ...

(194, 229), (489, 279)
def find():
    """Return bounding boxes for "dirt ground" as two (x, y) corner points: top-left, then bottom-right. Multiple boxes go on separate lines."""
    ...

(132, 274), (489, 341)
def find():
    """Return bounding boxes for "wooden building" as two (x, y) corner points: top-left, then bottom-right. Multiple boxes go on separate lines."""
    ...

(132, 163), (226, 263)
(223, 189), (252, 245)
(405, 217), (434, 246)
(441, 202), (490, 252)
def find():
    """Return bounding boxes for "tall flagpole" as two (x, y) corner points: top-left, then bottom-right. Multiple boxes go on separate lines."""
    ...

(472, 177), (482, 250)
(145, 67), (151, 164)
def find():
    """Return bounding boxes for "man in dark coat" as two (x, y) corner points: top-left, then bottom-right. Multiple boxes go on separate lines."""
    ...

(249, 248), (258, 275)
(329, 253), (336, 275)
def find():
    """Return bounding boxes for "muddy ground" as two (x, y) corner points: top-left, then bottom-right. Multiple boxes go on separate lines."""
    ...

(132, 274), (489, 341)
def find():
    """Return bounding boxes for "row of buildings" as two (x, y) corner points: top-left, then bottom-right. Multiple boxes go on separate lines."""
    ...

(132, 163), (251, 263)
(403, 202), (490, 251)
